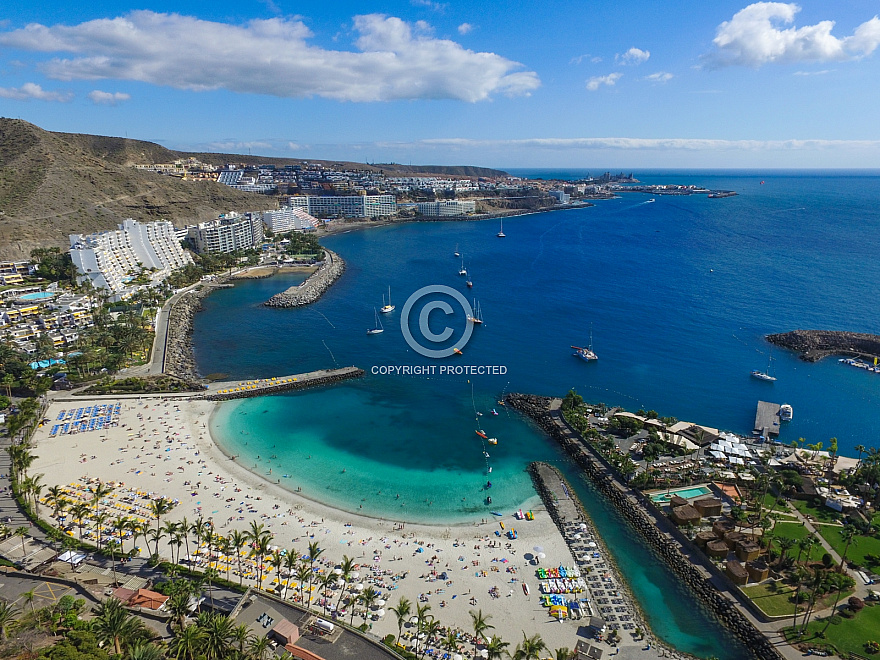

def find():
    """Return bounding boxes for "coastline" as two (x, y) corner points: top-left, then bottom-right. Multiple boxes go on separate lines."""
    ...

(32, 393), (600, 654)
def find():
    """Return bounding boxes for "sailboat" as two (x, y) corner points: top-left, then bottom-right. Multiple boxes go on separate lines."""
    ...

(572, 325), (598, 361)
(497, 219), (506, 238)
(454, 244), (460, 257)
(380, 286), (395, 314)
(751, 351), (776, 381)
(465, 269), (473, 288)
(366, 308), (384, 335)
(468, 299), (483, 325)
(458, 257), (468, 276)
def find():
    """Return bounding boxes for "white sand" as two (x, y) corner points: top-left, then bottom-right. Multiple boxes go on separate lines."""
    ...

(32, 395), (609, 653)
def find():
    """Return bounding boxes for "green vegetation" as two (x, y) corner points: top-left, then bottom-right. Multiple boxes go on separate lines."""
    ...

(817, 523), (880, 573)
(82, 375), (205, 395)
(30, 247), (77, 285)
(166, 249), (260, 289)
(741, 582), (801, 617)
(785, 601), (880, 657)
(277, 231), (324, 260)
(771, 522), (827, 562)
(789, 499), (843, 524)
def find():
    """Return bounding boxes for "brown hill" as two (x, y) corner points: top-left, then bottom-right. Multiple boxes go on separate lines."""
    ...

(0, 119), (508, 260)
(0, 119), (277, 260)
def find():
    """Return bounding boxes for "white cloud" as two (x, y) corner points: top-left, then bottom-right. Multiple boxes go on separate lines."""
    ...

(0, 81), (71, 101)
(645, 72), (673, 83)
(88, 89), (130, 105)
(709, 2), (880, 67)
(616, 47), (650, 65)
(793, 69), (829, 76)
(413, 136), (880, 151)
(0, 11), (539, 102)
(457, 23), (474, 35)
(586, 72), (622, 91)
(570, 54), (602, 65)
(207, 140), (275, 152)
(411, 0), (447, 12)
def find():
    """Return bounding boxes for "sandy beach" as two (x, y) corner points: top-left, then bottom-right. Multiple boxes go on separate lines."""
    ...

(32, 394), (663, 658)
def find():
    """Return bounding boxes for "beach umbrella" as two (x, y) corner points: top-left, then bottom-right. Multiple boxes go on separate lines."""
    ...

(351, 571), (360, 579)
(537, 552), (546, 561)
(376, 608), (385, 617)
(587, 542), (597, 548)
(480, 650), (489, 658)
(579, 523), (587, 530)
(409, 616), (419, 624)
(377, 599), (386, 606)
(355, 583), (364, 591)
(454, 655), (463, 660)
(574, 534), (582, 539)
(533, 546), (544, 554)
(334, 568), (343, 575)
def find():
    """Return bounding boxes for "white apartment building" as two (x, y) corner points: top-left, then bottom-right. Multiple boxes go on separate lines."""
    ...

(549, 190), (571, 204)
(261, 207), (320, 233)
(286, 195), (396, 218)
(69, 219), (192, 300)
(416, 200), (477, 217)
(187, 212), (265, 254)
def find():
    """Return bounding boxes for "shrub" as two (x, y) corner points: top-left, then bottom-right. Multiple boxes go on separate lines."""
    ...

(850, 596), (866, 612)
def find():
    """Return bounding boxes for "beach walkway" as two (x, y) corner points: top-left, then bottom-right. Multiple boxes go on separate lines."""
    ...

(202, 367), (364, 400)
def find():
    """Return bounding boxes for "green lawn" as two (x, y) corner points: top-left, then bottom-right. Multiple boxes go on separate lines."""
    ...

(786, 602), (880, 656)
(743, 581), (853, 619)
(817, 524), (880, 573)
(771, 522), (827, 562)
(789, 499), (844, 524)
(742, 582), (800, 617)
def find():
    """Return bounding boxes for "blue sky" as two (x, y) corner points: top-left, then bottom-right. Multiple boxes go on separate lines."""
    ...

(2, 1), (880, 168)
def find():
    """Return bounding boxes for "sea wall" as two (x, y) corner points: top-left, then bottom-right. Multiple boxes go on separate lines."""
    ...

(203, 368), (364, 401)
(164, 282), (232, 380)
(508, 393), (783, 660)
(767, 329), (880, 362)
(264, 249), (344, 308)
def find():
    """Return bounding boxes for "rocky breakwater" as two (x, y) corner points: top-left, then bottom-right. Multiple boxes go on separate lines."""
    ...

(768, 329), (880, 362)
(507, 393), (782, 660)
(164, 283), (231, 380)
(264, 249), (344, 308)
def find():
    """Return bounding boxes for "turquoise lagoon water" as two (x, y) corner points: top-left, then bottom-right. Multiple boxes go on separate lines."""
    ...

(193, 171), (880, 659)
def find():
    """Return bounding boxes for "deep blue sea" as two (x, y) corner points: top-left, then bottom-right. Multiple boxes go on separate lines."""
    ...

(193, 170), (880, 659)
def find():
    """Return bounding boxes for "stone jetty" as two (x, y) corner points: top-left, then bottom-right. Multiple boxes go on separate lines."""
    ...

(767, 329), (880, 362)
(164, 281), (232, 380)
(203, 367), (364, 401)
(264, 249), (344, 308)
(508, 393), (783, 660)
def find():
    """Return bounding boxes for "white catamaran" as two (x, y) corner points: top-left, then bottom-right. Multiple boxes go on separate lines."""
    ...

(367, 308), (384, 335)
(380, 286), (395, 314)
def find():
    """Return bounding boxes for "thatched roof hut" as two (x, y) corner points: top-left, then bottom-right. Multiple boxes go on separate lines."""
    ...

(725, 559), (749, 585)
(670, 504), (701, 526)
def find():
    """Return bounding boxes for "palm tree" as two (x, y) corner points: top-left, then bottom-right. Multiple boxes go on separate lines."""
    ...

(839, 524), (859, 574)
(148, 498), (174, 557)
(318, 572), (336, 615)
(485, 635), (510, 659)
(229, 529), (247, 587)
(249, 534), (273, 589)
(70, 502), (90, 541)
(269, 549), (285, 593)
(14, 526), (29, 558)
(296, 564), (313, 606)
(19, 587), (37, 614)
(167, 591), (192, 630)
(855, 444), (867, 470)
(420, 618), (443, 659)
(217, 536), (234, 585)
(359, 586), (380, 625)
(93, 598), (146, 655)
(248, 634), (273, 660)
(470, 608), (494, 659)
(230, 624), (250, 656)
(163, 520), (182, 564)
(283, 548), (300, 599)
(94, 510), (111, 550)
(126, 643), (165, 660)
(513, 632), (547, 660)
(198, 612), (235, 660)
(306, 541), (324, 606)
(45, 485), (68, 522)
(795, 534), (817, 566)
(90, 482), (113, 520)
(106, 539), (121, 585)
(329, 553), (352, 614)
(776, 537), (795, 568)
(800, 566), (829, 632)
(442, 630), (460, 656)
(203, 567), (220, 611)
(0, 599), (19, 640)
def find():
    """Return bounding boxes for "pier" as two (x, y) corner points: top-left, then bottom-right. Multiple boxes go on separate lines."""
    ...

(754, 401), (781, 438)
(203, 367), (364, 401)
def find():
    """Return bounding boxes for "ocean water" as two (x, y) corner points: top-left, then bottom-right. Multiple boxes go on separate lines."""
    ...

(192, 171), (880, 659)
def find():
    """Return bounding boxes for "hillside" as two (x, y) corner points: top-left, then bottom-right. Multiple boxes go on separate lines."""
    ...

(0, 119), (509, 259)
(0, 119), (274, 260)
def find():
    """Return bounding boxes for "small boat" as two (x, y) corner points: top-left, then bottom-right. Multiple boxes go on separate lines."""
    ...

(491, 511), (503, 517)
(453, 347), (463, 355)
(486, 496), (492, 505)
(454, 243), (460, 257)
(380, 286), (395, 314)
(780, 404), (793, 422)
(465, 272), (473, 288)
(646, 198), (655, 203)
(468, 300), (483, 324)
(475, 430), (488, 439)
(458, 257), (467, 276)
(488, 438), (498, 445)
(751, 351), (776, 381)
(572, 324), (598, 361)
(491, 408), (498, 415)
(497, 219), (505, 238)
(483, 451), (490, 458)
(367, 308), (384, 335)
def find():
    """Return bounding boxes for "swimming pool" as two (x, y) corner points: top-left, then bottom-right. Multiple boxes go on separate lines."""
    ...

(18, 291), (54, 300)
(650, 485), (712, 502)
